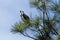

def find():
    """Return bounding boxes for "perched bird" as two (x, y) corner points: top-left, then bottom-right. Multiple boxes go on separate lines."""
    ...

(20, 10), (30, 21)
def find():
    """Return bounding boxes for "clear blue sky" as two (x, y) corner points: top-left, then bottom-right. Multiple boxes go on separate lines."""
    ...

(0, 0), (35, 40)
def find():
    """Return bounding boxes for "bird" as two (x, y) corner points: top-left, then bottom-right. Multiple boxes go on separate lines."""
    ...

(20, 10), (30, 21)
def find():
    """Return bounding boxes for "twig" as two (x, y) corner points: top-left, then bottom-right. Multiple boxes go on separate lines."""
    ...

(20, 32), (37, 40)
(29, 28), (39, 32)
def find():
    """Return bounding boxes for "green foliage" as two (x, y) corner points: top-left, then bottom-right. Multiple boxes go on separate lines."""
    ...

(12, 17), (43, 33)
(50, 1), (60, 13)
(30, 0), (40, 7)
(58, 35), (60, 40)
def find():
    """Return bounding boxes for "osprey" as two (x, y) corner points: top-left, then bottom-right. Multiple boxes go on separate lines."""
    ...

(20, 10), (30, 21)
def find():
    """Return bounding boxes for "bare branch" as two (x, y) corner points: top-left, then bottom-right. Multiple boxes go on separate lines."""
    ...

(29, 28), (39, 32)
(20, 32), (37, 40)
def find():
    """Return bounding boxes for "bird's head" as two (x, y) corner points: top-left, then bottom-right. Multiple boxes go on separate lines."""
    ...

(20, 10), (24, 15)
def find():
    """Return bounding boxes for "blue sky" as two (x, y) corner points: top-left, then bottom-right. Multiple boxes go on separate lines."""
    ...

(0, 0), (34, 40)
